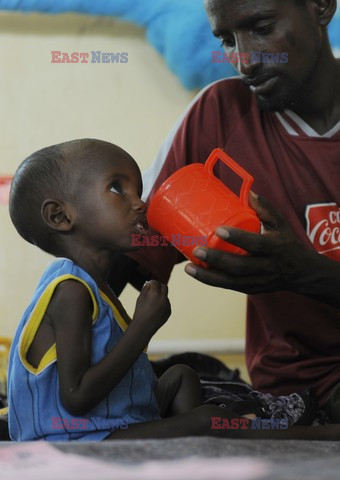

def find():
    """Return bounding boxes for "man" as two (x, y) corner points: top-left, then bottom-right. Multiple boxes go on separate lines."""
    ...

(109, 0), (340, 421)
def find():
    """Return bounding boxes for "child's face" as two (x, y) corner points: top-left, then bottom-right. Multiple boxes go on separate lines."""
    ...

(73, 144), (147, 253)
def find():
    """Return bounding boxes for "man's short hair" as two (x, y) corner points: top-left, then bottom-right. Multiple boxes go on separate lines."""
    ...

(293, 0), (309, 8)
(9, 144), (72, 254)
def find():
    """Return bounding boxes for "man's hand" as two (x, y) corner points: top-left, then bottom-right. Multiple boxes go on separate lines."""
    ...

(185, 193), (340, 307)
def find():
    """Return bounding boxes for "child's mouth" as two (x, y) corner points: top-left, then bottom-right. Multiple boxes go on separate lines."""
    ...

(134, 220), (148, 235)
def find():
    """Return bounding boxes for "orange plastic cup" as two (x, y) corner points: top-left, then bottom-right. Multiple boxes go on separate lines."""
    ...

(147, 148), (261, 266)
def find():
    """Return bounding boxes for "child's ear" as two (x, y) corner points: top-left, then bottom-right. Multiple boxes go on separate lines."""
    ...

(41, 199), (74, 232)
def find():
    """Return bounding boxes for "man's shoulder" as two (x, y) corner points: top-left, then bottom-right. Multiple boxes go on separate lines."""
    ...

(193, 77), (255, 118)
(204, 76), (247, 92)
(200, 77), (251, 101)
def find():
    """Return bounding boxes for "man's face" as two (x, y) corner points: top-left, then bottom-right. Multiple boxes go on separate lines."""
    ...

(204, 0), (323, 111)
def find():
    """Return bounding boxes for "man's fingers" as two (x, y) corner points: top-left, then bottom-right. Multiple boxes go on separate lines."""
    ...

(185, 263), (234, 289)
(192, 245), (273, 274)
(215, 226), (271, 255)
(249, 192), (284, 230)
(192, 246), (238, 269)
(185, 262), (279, 294)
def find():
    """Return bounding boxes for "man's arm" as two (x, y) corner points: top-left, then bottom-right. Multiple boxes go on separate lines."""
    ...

(185, 193), (340, 308)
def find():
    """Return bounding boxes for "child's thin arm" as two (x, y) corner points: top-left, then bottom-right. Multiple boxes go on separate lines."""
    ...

(50, 279), (170, 416)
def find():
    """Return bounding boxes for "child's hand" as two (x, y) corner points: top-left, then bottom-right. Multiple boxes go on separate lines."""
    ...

(133, 280), (171, 334)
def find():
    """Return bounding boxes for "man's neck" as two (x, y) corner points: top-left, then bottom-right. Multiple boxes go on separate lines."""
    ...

(289, 55), (340, 136)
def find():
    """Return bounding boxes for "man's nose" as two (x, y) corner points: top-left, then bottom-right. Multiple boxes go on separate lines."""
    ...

(239, 52), (262, 77)
(234, 35), (261, 77)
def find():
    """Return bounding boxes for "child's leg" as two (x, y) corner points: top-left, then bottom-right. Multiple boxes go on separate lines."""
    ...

(105, 404), (340, 440)
(155, 364), (202, 416)
(106, 405), (239, 439)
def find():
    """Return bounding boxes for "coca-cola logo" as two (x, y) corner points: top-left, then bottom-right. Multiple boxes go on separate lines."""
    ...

(305, 203), (340, 261)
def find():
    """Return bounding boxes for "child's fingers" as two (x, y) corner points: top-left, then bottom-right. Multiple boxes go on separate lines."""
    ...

(142, 281), (168, 300)
(160, 283), (169, 296)
(142, 280), (159, 290)
(142, 280), (162, 292)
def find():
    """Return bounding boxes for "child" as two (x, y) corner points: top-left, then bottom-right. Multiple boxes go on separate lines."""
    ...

(7, 139), (340, 441)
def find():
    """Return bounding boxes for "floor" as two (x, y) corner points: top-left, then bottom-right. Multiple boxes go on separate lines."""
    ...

(54, 437), (340, 479)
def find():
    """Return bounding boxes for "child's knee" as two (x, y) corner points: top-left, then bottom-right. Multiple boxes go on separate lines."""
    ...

(156, 364), (202, 416)
(166, 364), (200, 384)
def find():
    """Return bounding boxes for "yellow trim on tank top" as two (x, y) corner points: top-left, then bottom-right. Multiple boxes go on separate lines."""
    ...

(99, 291), (128, 331)
(99, 291), (147, 353)
(19, 274), (99, 375)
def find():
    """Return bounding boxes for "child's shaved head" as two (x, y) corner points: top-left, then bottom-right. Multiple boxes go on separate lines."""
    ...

(9, 139), (131, 254)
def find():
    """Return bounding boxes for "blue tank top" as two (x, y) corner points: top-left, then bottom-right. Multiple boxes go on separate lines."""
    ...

(8, 258), (160, 441)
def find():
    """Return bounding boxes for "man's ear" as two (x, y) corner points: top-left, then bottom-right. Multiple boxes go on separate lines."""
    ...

(41, 199), (74, 232)
(313, 0), (337, 26)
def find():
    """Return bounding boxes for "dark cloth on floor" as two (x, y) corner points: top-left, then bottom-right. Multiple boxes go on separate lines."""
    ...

(152, 352), (319, 426)
(322, 382), (340, 423)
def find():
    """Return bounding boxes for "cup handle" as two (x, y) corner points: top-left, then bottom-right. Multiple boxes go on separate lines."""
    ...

(204, 148), (254, 207)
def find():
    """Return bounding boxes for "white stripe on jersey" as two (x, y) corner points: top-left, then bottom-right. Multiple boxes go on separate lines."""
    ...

(285, 109), (340, 139)
(275, 112), (299, 136)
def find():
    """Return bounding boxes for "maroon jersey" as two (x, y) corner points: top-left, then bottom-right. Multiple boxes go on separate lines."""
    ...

(132, 78), (340, 403)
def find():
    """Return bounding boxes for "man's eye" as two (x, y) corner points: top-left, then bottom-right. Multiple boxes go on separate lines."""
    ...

(110, 183), (123, 194)
(253, 24), (274, 35)
(220, 37), (235, 48)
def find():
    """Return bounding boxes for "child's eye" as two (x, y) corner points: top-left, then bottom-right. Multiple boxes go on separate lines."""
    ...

(110, 182), (123, 194)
